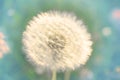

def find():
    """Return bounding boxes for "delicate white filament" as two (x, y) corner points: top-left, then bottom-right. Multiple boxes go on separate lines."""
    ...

(22, 11), (93, 71)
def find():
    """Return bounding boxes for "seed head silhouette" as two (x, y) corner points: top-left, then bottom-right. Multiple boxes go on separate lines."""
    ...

(22, 11), (92, 71)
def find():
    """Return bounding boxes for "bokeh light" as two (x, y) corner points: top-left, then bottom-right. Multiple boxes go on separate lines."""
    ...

(0, 0), (120, 80)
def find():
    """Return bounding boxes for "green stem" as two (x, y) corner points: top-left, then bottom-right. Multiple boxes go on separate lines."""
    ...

(64, 70), (71, 80)
(52, 70), (57, 80)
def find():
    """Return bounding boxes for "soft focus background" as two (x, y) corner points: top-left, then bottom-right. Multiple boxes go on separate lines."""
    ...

(0, 0), (120, 80)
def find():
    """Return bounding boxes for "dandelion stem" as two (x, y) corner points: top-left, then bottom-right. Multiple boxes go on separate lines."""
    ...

(64, 70), (71, 80)
(52, 70), (57, 80)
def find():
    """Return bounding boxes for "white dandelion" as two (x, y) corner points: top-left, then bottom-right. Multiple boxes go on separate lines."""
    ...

(22, 11), (92, 80)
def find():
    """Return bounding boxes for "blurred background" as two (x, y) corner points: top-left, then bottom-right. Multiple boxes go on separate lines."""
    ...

(0, 0), (120, 80)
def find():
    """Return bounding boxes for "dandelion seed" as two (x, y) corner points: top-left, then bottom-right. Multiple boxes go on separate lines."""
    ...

(22, 11), (93, 71)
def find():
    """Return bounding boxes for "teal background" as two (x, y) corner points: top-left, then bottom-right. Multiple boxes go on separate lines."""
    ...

(0, 0), (120, 80)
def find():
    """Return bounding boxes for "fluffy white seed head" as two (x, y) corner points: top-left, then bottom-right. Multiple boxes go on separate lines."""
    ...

(22, 11), (92, 71)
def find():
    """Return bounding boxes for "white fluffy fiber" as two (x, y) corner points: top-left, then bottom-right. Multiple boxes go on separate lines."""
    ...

(22, 11), (92, 71)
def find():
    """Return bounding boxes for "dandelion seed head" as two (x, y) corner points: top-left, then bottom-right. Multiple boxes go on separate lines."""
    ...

(22, 11), (93, 71)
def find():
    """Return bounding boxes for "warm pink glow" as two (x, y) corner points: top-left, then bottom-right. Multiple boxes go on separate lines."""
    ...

(0, 32), (9, 59)
(112, 9), (120, 19)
